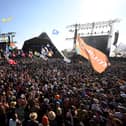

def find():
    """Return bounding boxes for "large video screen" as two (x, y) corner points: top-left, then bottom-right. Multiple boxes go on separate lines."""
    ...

(81, 35), (109, 56)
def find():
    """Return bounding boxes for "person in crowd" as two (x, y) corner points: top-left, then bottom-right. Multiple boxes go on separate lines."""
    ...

(26, 112), (39, 126)
(0, 52), (126, 126)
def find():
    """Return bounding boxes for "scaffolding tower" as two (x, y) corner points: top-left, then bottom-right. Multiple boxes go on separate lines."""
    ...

(66, 19), (120, 56)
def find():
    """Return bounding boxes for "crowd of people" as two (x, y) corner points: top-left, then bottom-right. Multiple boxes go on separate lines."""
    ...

(0, 54), (126, 126)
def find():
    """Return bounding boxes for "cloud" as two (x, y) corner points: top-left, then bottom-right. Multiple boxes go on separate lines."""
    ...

(79, 0), (123, 22)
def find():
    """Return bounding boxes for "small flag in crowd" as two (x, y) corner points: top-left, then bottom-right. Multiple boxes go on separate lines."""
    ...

(52, 29), (59, 35)
(21, 52), (26, 57)
(76, 35), (110, 73)
(8, 59), (17, 65)
(28, 51), (33, 58)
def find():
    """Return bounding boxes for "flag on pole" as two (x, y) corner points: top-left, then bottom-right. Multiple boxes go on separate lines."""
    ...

(76, 35), (110, 73)
(52, 29), (59, 35)
(1, 16), (12, 23)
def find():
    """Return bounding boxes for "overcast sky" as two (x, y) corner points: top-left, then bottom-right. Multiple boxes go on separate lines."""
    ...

(0, 0), (126, 51)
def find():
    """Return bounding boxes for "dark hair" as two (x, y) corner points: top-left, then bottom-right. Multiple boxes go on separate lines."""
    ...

(11, 112), (17, 121)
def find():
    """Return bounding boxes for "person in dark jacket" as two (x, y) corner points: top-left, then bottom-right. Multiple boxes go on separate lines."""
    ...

(26, 112), (39, 126)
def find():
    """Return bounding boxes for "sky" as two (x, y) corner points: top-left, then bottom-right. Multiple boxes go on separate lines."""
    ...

(0, 0), (126, 52)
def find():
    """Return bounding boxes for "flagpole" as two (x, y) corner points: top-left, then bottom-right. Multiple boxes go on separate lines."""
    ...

(73, 24), (78, 51)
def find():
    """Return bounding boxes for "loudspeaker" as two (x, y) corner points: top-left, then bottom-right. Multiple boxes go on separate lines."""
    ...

(113, 31), (119, 46)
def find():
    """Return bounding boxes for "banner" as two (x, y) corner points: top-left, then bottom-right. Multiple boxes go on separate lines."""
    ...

(76, 35), (110, 73)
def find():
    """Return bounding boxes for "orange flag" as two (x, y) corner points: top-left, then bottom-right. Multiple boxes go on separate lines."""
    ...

(76, 35), (110, 73)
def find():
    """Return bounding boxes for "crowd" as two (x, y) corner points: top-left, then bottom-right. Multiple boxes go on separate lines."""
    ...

(0, 55), (126, 126)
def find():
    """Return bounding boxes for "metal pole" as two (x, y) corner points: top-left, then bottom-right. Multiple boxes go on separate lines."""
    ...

(73, 24), (78, 51)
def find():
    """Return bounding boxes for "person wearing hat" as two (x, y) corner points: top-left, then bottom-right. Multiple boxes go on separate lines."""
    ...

(112, 117), (123, 126)
(47, 111), (56, 126)
(0, 105), (7, 126)
(10, 101), (17, 108)
(7, 101), (17, 125)
(56, 107), (64, 126)
(9, 112), (21, 126)
(26, 112), (39, 126)
(48, 111), (56, 121)
(54, 94), (62, 106)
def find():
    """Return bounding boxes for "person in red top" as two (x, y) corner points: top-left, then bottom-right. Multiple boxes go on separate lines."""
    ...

(42, 114), (50, 126)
